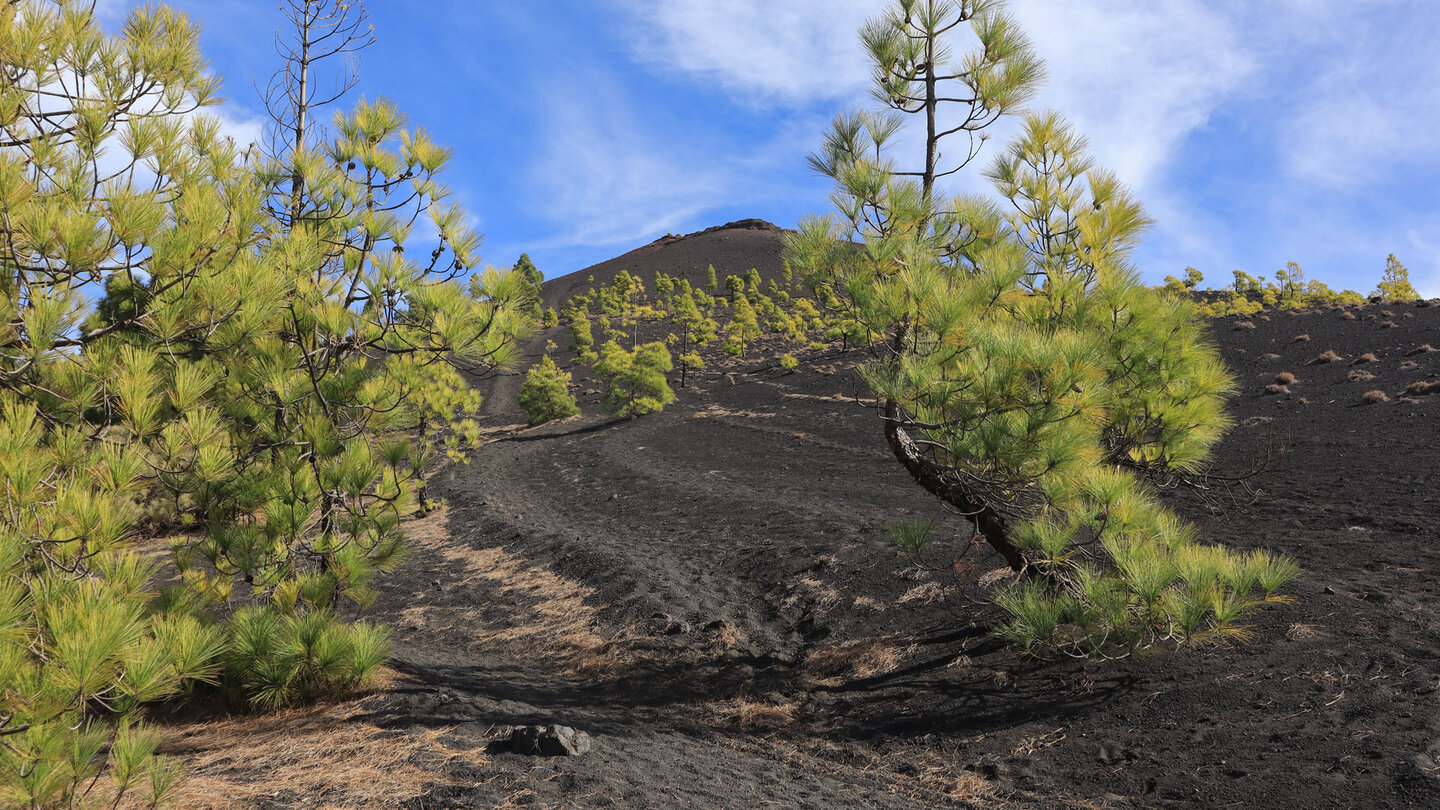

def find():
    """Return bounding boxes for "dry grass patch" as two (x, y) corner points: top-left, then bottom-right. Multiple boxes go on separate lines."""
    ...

(121, 689), (484, 810)
(1340, 310), (1357, 320)
(898, 581), (952, 605)
(1232, 321), (1256, 331)
(710, 699), (798, 730)
(405, 510), (625, 676)
(1309, 350), (1342, 365)
(1407, 343), (1437, 355)
(1293, 333), (1311, 342)
(1362, 390), (1389, 404)
(1404, 380), (1440, 396)
(1347, 368), (1376, 382)
(693, 404), (775, 419)
(852, 595), (887, 612)
(803, 638), (915, 685)
(783, 576), (842, 611)
(1273, 372), (1297, 385)
(1380, 320), (1398, 329)
(1263, 383), (1289, 396)
(1353, 352), (1378, 364)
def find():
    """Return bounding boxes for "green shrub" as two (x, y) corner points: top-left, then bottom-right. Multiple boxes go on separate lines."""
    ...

(594, 341), (675, 417)
(220, 607), (389, 709)
(520, 356), (580, 425)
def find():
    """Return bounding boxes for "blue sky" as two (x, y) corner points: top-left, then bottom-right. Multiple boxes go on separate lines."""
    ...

(103, 1), (1440, 296)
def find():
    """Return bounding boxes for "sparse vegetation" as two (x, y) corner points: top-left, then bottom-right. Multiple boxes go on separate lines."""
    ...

(1310, 350), (1342, 364)
(1362, 390), (1390, 404)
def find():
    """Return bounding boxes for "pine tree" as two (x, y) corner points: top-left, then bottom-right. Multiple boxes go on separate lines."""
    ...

(1374, 254), (1420, 301)
(594, 341), (676, 417)
(726, 294), (761, 357)
(0, 3), (532, 800)
(513, 253), (546, 321)
(669, 285), (717, 387)
(520, 356), (580, 425)
(570, 315), (596, 362)
(785, 0), (1296, 657)
(706, 264), (719, 291)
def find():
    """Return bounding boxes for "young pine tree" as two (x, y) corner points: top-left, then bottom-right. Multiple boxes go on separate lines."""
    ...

(785, 0), (1296, 658)
(514, 253), (546, 322)
(725, 294), (762, 357)
(594, 341), (676, 417)
(570, 315), (597, 363)
(668, 284), (717, 387)
(520, 355), (581, 425)
(1374, 254), (1420, 301)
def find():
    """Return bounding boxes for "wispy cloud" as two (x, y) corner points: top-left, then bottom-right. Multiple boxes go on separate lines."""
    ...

(527, 83), (730, 250)
(608, 0), (874, 105)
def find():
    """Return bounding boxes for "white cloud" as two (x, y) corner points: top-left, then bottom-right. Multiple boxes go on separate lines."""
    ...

(1008, 1), (1255, 195)
(609, 0), (875, 104)
(1273, 7), (1440, 188)
(528, 84), (731, 250)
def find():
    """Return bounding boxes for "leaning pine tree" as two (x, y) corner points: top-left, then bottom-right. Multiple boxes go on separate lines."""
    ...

(785, 0), (1297, 657)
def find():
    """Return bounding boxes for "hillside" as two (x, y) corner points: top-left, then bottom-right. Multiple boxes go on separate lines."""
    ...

(541, 219), (790, 306)
(150, 226), (1440, 809)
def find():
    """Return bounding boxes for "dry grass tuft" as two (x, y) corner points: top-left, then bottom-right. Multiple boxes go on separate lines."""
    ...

(1408, 343), (1437, 355)
(1263, 383), (1289, 396)
(1404, 380), (1439, 396)
(1293, 333), (1311, 342)
(1286, 623), (1321, 640)
(1381, 309), (1396, 317)
(1380, 320), (1398, 329)
(693, 404), (775, 419)
(1232, 321), (1256, 331)
(1400, 360), (1421, 371)
(1309, 350), (1342, 365)
(1273, 372), (1297, 385)
(710, 699), (798, 730)
(852, 595), (887, 612)
(1362, 389), (1389, 404)
(803, 639), (914, 685)
(1353, 352), (1378, 364)
(1347, 368), (1376, 382)
(897, 581), (951, 605)
(1340, 310), (1357, 320)
(118, 689), (484, 810)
